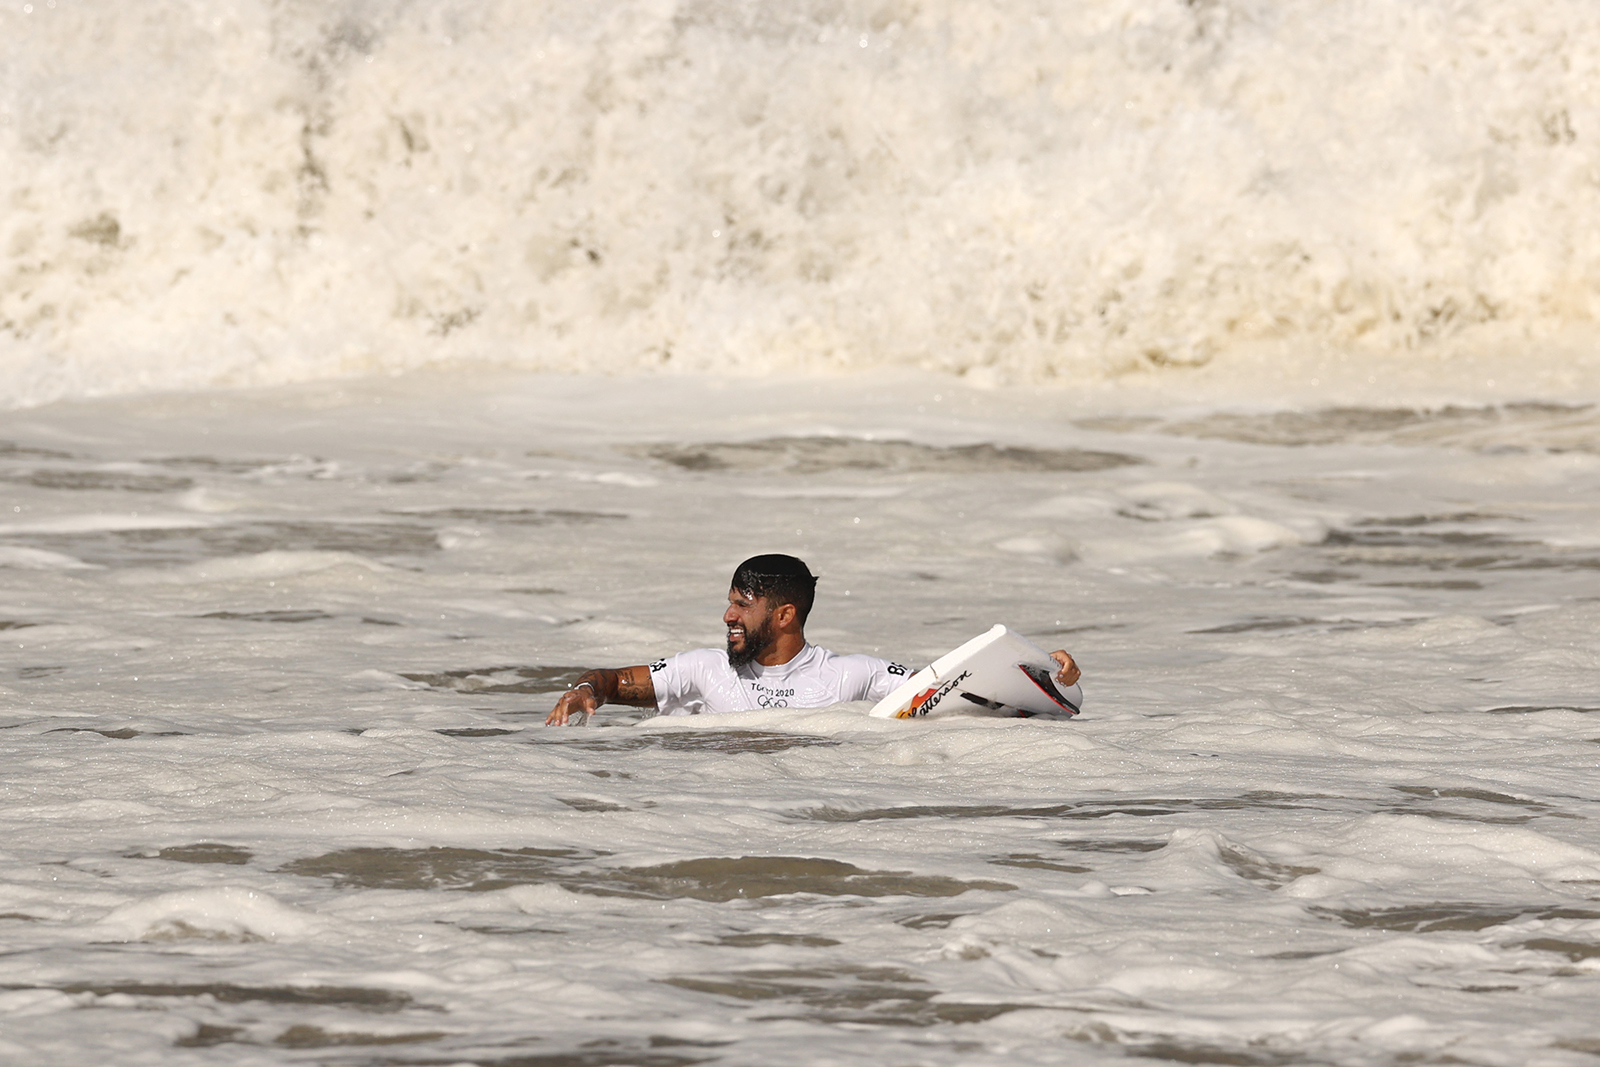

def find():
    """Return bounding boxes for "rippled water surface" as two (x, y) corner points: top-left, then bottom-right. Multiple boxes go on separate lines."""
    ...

(2, 373), (1599, 1066)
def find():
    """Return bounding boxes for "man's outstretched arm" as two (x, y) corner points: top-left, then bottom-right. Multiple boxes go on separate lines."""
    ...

(546, 665), (657, 726)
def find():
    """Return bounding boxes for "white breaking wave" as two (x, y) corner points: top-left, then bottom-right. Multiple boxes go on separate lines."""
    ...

(3, 0), (1599, 407)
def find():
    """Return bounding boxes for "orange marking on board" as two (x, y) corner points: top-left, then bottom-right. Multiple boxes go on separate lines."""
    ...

(896, 686), (938, 719)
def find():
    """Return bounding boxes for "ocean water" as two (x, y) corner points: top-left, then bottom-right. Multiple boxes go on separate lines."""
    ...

(3, 372), (1600, 1065)
(5, 2), (1600, 1065)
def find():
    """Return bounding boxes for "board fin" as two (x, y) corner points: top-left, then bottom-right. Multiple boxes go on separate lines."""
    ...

(1017, 663), (1080, 715)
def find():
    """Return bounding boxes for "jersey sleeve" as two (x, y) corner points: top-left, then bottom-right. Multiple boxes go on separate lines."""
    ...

(647, 649), (718, 716)
(838, 654), (911, 703)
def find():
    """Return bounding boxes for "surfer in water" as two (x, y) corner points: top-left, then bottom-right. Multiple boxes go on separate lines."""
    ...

(546, 554), (1081, 724)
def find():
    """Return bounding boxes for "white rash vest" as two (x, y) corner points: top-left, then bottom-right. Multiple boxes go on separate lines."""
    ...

(648, 644), (910, 715)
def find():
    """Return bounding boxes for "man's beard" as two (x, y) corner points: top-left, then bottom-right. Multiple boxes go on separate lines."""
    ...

(727, 614), (775, 668)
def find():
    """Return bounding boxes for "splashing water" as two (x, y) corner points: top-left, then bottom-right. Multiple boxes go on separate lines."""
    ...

(5, 0), (1600, 407)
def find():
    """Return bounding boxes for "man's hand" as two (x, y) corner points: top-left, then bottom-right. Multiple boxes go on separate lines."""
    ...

(1049, 650), (1080, 688)
(546, 684), (598, 726)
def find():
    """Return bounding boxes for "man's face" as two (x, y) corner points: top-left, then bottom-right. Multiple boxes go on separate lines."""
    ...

(725, 587), (775, 667)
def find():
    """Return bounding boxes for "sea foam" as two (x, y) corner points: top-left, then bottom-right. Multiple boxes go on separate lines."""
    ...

(3, 0), (1599, 408)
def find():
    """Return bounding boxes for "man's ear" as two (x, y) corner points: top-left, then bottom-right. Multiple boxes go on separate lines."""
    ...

(772, 602), (799, 630)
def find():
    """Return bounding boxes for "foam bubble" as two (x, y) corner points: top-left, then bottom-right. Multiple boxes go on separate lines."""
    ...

(116, 549), (391, 585)
(0, 546), (99, 570)
(1331, 814), (1600, 883)
(93, 887), (329, 943)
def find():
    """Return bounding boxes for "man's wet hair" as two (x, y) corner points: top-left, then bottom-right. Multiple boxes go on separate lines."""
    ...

(731, 554), (818, 625)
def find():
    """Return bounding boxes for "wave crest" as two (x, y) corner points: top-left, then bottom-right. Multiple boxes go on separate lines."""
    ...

(4, 0), (1597, 406)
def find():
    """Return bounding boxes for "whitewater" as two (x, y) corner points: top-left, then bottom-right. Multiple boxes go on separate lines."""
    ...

(7, 0), (1600, 401)
(4, 2), (1600, 1065)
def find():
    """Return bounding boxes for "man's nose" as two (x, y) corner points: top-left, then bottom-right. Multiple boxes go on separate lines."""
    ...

(723, 606), (738, 624)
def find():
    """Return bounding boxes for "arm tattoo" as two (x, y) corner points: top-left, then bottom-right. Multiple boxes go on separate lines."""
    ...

(574, 669), (617, 707)
(572, 666), (656, 708)
(614, 666), (654, 705)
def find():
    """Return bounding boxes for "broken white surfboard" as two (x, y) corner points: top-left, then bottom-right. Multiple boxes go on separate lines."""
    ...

(868, 624), (1082, 720)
